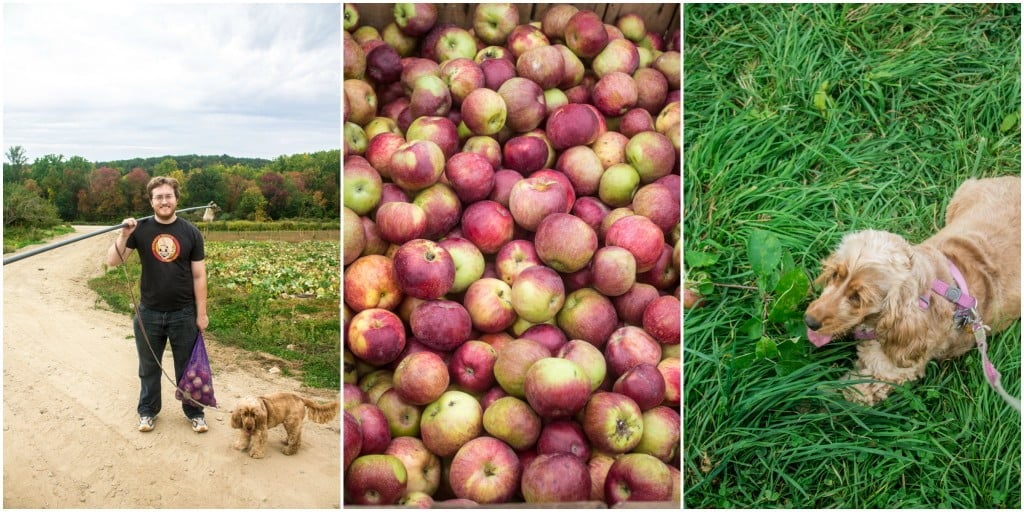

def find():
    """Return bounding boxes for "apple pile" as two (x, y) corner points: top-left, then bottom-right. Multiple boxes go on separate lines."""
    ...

(343, 2), (680, 507)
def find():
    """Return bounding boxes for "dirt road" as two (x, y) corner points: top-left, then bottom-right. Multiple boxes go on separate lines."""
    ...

(3, 226), (340, 508)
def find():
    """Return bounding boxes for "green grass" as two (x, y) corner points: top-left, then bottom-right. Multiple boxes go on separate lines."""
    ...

(2, 224), (75, 254)
(90, 238), (340, 389)
(684, 4), (1020, 508)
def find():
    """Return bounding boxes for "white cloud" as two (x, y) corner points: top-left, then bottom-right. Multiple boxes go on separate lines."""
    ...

(2, 2), (340, 162)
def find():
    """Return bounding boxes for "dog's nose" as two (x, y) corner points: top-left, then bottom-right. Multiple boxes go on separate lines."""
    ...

(804, 314), (822, 330)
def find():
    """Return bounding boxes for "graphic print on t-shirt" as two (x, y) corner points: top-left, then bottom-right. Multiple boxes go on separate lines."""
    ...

(151, 234), (181, 262)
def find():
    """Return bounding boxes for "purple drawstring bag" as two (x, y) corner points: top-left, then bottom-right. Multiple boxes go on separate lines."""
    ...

(176, 332), (217, 407)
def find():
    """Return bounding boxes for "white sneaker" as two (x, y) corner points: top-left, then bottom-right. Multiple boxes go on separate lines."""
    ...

(139, 416), (155, 432)
(191, 416), (208, 433)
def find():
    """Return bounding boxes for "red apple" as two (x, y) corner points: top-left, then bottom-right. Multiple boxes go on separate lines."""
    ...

(502, 135), (549, 174)
(497, 77), (547, 133)
(439, 236), (486, 294)
(463, 135), (503, 170)
(519, 323), (568, 354)
(643, 295), (681, 344)
(406, 114), (459, 160)
(460, 88), (507, 137)
(564, 10), (609, 58)
(612, 362), (666, 411)
(556, 288), (619, 349)
(473, 3), (519, 45)
(507, 23), (549, 59)
(626, 130), (676, 184)
(441, 57), (484, 105)
(545, 103), (602, 151)
(588, 453), (615, 502)
(482, 395), (542, 451)
(555, 145), (604, 196)
(556, 339), (607, 392)
(571, 196), (612, 233)
(555, 44), (585, 88)
(507, 176), (567, 232)
(605, 325), (662, 377)
(410, 299), (472, 352)
(633, 181), (680, 233)
(521, 452), (591, 503)
(636, 243), (679, 290)
(347, 308), (406, 366)
(385, 436), (442, 496)
(592, 37), (639, 77)
(493, 338), (551, 398)
(603, 453), (673, 505)
(654, 50), (681, 89)
(524, 357), (591, 419)
(480, 56), (517, 90)
(351, 403), (392, 455)
(606, 214), (665, 273)
(495, 239), (541, 285)
(582, 392), (644, 454)
(365, 132), (406, 180)
(344, 254), (404, 312)
(591, 245), (637, 297)
(448, 436), (521, 504)
(592, 71), (638, 117)
(376, 387), (422, 438)
(390, 139), (445, 192)
(462, 277), (517, 334)
(489, 168), (523, 207)
(345, 454), (408, 505)
(634, 406), (681, 464)
(613, 282), (660, 325)
(420, 390), (483, 458)
(344, 32), (365, 79)
(536, 419), (590, 461)
(510, 264), (566, 324)
(516, 45), (565, 90)
(344, 410), (362, 470)
(532, 212), (597, 274)
(411, 182), (461, 240)
(393, 238), (455, 299)
(540, 4), (579, 40)
(393, 351), (450, 406)
(633, 67), (669, 115)
(657, 357), (680, 406)
(375, 200), (427, 245)
(344, 78), (378, 126)
(366, 44), (403, 85)
(449, 339), (499, 392)
(393, 3), (437, 36)
(460, 200), (515, 254)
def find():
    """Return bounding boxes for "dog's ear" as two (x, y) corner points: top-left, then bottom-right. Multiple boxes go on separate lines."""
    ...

(876, 279), (929, 367)
(230, 407), (242, 429)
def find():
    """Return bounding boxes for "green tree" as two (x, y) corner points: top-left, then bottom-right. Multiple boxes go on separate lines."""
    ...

(237, 185), (268, 221)
(184, 166), (228, 208)
(3, 183), (61, 228)
(4, 145), (28, 183)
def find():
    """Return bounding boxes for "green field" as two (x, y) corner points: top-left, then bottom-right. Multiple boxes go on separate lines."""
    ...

(684, 3), (1020, 508)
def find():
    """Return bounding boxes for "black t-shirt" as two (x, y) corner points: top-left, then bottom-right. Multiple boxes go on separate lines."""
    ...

(125, 217), (205, 311)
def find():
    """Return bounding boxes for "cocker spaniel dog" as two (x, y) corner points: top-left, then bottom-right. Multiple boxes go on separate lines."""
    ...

(805, 176), (1020, 405)
(231, 392), (340, 458)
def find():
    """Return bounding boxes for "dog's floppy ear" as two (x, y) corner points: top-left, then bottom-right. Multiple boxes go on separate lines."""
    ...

(814, 255), (844, 287)
(230, 407), (242, 429)
(876, 269), (929, 367)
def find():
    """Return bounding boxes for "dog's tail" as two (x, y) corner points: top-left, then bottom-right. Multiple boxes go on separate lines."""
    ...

(302, 398), (339, 424)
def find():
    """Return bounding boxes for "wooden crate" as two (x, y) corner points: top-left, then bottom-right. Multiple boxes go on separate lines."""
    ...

(351, 3), (680, 39)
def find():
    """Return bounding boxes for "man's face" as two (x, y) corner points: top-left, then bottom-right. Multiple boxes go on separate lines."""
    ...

(150, 185), (177, 218)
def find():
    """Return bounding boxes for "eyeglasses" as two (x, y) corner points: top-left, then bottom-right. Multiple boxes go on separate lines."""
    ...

(152, 194), (176, 202)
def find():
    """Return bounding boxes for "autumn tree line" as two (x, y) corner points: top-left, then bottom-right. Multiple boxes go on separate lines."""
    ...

(3, 146), (340, 229)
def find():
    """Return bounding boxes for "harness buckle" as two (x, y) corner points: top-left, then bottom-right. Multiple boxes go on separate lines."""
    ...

(943, 286), (962, 303)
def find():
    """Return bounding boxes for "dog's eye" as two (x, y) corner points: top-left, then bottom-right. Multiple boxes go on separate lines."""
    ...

(848, 291), (861, 306)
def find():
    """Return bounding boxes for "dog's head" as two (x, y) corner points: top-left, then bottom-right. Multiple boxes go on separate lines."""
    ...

(805, 230), (916, 346)
(231, 396), (267, 434)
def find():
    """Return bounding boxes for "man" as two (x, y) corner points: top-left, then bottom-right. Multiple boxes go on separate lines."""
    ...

(107, 176), (210, 433)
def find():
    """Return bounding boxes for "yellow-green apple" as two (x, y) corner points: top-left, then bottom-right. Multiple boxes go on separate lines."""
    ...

(606, 214), (665, 272)
(556, 145), (603, 196)
(420, 390), (483, 458)
(540, 4), (579, 40)
(390, 140), (445, 193)
(494, 338), (551, 398)
(519, 323), (567, 353)
(463, 135), (503, 169)
(366, 44), (403, 85)
(591, 245), (637, 297)
(510, 265), (566, 324)
(612, 362), (666, 411)
(544, 87), (568, 115)
(480, 57), (516, 90)
(508, 176), (567, 232)
(351, 402), (392, 455)
(473, 3), (519, 45)
(475, 45), (514, 64)
(343, 78), (378, 126)
(603, 453), (673, 505)
(393, 238), (455, 299)
(591, 130), (629, 169)
(639, 30), (665, 52)
(657, 357), (680, 406)
(619, 107), (655, 138)
(382, 22), (417, 57)
(582, 391), (644, 454)
(345, 454), (408, 505)
(344, 32), (365, 79)
(366, 381), (394, 406)
(556, 339), (607, 392)
(656, 101), (680, 134)
(376, 387), (422, 438)
(448, 436), (521, 503)
(385, 436), (442, 496)
(598, 162), (640, 207)
(344, 254), (404, 312)
(343, 3), (359, 31)
(633, 67), (669, 114)
(439, 236), (485, 294)
(412, 182), (461, 240)
(534, 213), (598, 273)
(616, 13), (646, 42)
(462, 277), (517, 334)
(571, 196), (612, 234)
(347, 308), (407, 366)
(489, 168), (523, 207)
(565, 10), (609, 58)
(406, 115), (459, 159)
(449, 339), (499, 393)
(516, 45), (565, 90)
(521, 452), (591, 503)
(375, 201), (427, 245)
(593, 38), (639, 77)
(654, 51), (681, 89)
(556, 288), (618, 349)
(634, 406), (680, 463)
(460, 88), (507, 137)
(507, 23), (549, 59)
(365, 132), (405, 180)
(643, 295), (680, 344)
(460, 200), (515, 254)
(393, 351), (450, 406)
(410, 299), (472, 351)
(637, 45), (656, 68)
(497, 77), (547, 132)
(605, 325), (662, 377)
(343, 206), (366, 265)
(344, 410), (362, 470)
(393, 3), (437, 36)
(536, 419), (590, 460)
(409, 74), (451, 118)
(420, 21), (456, 61)
(524, 357), (590, 419)
(495, 239), (541, 285)
(588, 453), (616, 502)
(545, 103), (601, 151)
(441, 58), (484, 105)
(482, 396), (542, 451)
(592, 71), (638, 117)
(352, 25), (380, 45)
(359, 368), (394, 393)
(364, 116), (402, 141)
(344, 121), (368, 157)
(398, 491), (434, 508)
(433, 26), (477, 62)
(555, 44), (585, 88)
(445, 152), (496, 204)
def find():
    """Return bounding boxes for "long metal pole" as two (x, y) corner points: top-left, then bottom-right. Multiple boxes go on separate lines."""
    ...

(3, 205), (214, 266)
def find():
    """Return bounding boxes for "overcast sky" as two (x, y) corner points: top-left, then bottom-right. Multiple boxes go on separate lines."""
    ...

(2, 3), (340, 163)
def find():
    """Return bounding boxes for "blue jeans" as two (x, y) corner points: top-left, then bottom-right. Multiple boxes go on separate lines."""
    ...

(133, 304), (204, 419)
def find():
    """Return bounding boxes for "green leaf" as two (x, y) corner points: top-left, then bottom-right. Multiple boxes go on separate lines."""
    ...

(999, 111), (1019, 133)
(685, 250), (720, 268)
(768, 268), (811, 322)
(755, 337), (779, 359)
(741, 317), (763, 340)
(747, 229), (782, 279)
